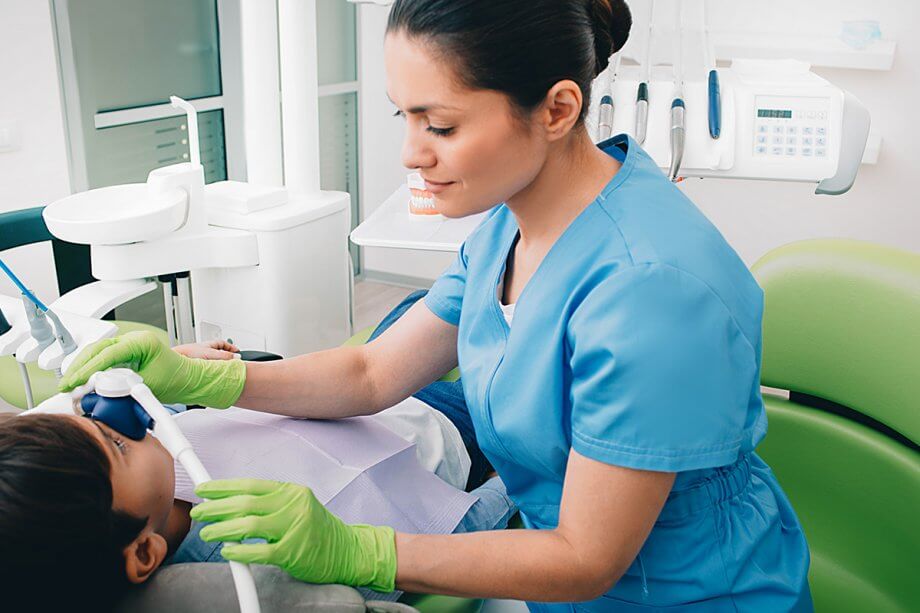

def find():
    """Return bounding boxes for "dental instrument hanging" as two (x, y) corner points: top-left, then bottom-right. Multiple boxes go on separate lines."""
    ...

(598, 53), (621, 141)
(668, 0), (686, 182)
(635, 0), (654, 145)
(0, 258), (77, 371)
(703, 0), (721, 139)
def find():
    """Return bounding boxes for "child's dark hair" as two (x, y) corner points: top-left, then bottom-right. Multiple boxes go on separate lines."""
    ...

(387, 0), (632, 123)
(0, 414), (147, 611)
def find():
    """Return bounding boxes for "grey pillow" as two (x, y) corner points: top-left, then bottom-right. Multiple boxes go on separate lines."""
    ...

(116, 563), (418, 613)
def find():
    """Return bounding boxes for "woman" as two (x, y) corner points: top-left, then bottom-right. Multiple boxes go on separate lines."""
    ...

(62, 0), (812, 610)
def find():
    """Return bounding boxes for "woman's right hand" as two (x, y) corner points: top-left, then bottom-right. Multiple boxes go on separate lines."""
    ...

(59, 330), (247, 408)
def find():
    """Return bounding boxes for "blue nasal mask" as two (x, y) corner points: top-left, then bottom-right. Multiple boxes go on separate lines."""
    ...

(81, 392), (154, 440)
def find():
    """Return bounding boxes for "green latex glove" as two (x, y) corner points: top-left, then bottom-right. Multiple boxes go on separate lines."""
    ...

(191, 479), (397, 592)
(59, 331), (246, 408)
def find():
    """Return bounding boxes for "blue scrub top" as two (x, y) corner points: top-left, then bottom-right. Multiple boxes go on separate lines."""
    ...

(425, 135), (811, 611)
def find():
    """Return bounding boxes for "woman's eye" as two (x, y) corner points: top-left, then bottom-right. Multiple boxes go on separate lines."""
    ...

(393, 109), (405, 119)
(427, 126), (454, 137)
(114, 438), (127, 454)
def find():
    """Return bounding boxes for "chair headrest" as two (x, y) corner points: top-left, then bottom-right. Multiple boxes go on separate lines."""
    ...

(752, 239), (920, 445)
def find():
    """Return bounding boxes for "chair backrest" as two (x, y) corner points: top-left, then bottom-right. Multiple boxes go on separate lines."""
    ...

(752, 239), (920, 612)
(752, 238), (920, 445)
(0, 206), (94, 295)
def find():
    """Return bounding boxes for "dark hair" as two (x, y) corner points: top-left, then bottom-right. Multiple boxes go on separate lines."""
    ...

(0, 414), (147, 611)
(387, 0), (632, 123)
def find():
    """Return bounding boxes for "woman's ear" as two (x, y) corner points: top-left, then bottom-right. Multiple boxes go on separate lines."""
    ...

(123, 530), (169, 584)
(540, 79), (584, 142)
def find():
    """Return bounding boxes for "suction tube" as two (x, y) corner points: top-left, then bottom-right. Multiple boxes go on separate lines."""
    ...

(85, 371), (262, 613)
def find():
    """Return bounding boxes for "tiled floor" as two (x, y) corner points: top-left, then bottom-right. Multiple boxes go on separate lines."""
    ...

(352, 279), (417, 332)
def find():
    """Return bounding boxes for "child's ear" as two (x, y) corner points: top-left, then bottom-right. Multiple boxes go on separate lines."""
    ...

(123, 530), (168, 584)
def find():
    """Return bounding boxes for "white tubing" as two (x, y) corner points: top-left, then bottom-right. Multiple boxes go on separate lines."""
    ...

(278, 0), (321, 195)
(130, 383), (262, 613)
(169, 97), (201, 168)
(17, 361), (34, 410)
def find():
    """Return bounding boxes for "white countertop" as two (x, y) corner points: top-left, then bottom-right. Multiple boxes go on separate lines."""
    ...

(350, 184), (487, 253)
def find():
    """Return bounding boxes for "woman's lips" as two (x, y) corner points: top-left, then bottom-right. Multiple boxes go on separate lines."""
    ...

(423, 178), (455, 194)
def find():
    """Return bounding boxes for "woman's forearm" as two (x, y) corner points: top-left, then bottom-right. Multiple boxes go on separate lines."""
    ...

(394, 528), (622, 602)
(235, 346), (382, 418)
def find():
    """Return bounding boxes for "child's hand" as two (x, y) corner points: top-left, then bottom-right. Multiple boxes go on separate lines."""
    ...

(172, 339), (240, 361)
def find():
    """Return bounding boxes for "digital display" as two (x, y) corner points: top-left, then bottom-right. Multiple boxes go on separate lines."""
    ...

(758, 109), (793, 119)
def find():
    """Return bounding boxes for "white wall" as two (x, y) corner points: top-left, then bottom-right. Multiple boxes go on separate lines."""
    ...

(357, 4), (455, 282)
(686, 0), (920, 264)
(357, 0), (919, 281)
(0, 0), (71, 301)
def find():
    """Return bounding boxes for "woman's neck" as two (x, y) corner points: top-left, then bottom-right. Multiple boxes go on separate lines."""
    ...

(505, 130), (620, 249)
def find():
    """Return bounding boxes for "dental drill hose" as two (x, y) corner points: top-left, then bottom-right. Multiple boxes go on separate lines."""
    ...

(668, 99), (686, 182)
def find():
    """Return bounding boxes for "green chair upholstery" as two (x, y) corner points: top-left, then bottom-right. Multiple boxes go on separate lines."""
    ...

(752, 239), (920, 613)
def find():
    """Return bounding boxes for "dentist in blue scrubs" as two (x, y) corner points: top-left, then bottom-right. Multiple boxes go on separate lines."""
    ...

(63, 0), (812, 610)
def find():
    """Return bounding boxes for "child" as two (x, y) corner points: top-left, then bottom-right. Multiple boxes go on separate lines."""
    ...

(0, 291), (513, 610)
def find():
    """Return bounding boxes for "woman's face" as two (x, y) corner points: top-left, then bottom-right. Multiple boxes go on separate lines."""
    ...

(385, 31), (549, 218)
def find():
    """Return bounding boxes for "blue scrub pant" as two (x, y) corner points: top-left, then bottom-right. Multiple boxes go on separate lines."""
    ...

(526, 453), (813, 612)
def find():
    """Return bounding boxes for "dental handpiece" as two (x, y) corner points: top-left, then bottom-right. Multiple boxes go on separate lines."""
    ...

(668, 98), (686, 182)
(635, 83), (649, 145)
(598, 95), (614, 141)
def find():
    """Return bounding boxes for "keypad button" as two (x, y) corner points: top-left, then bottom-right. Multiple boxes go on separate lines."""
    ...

(786, 147), (796, 156)
(816, 148), (826, 157)
(803, 137), (813, 146)
(803, 127), (814, 135)
(802, 148), (813, 156)
(816, 127), (827, 136)
(771, 146), (783, 155)
(786, 126), (798, 134)
(757, 135), (768, 144)
(773, 125), (785, 134)
(817, 111), (827, 120)
(758, 125), (769, 133)
(772, 136), (784, 145)
(787, 136), (797, 145)
(816, 137), (827, 146)
(755, 146), (768, 154)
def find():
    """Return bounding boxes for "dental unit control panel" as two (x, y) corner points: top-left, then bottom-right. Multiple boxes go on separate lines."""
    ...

(590, 59), (869, 195)
(754, 100), (831, 160)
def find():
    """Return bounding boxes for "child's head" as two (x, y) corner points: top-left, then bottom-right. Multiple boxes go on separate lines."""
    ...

(0, 412), (176, 609)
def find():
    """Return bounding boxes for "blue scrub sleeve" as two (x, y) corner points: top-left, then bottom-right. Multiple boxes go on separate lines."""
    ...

(424, 241), (469, 326)
(567, 263), (759, 472)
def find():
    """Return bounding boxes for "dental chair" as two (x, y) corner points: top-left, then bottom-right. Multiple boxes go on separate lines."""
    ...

(0, 206), (168, 409)
(751, 239), (920, 613)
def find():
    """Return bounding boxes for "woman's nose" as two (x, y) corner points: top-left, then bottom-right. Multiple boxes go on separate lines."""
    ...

(401, 129), (436, 170)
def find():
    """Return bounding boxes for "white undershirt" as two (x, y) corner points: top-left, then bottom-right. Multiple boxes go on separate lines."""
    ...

(497, 279), (516, 325)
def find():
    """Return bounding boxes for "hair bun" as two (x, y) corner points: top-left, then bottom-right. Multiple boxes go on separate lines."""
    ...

(589, 0), (632, 76)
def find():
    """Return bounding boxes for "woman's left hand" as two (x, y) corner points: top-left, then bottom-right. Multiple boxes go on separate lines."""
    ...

(172, 339), (240, 361)
(191, 479), (397, 592)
